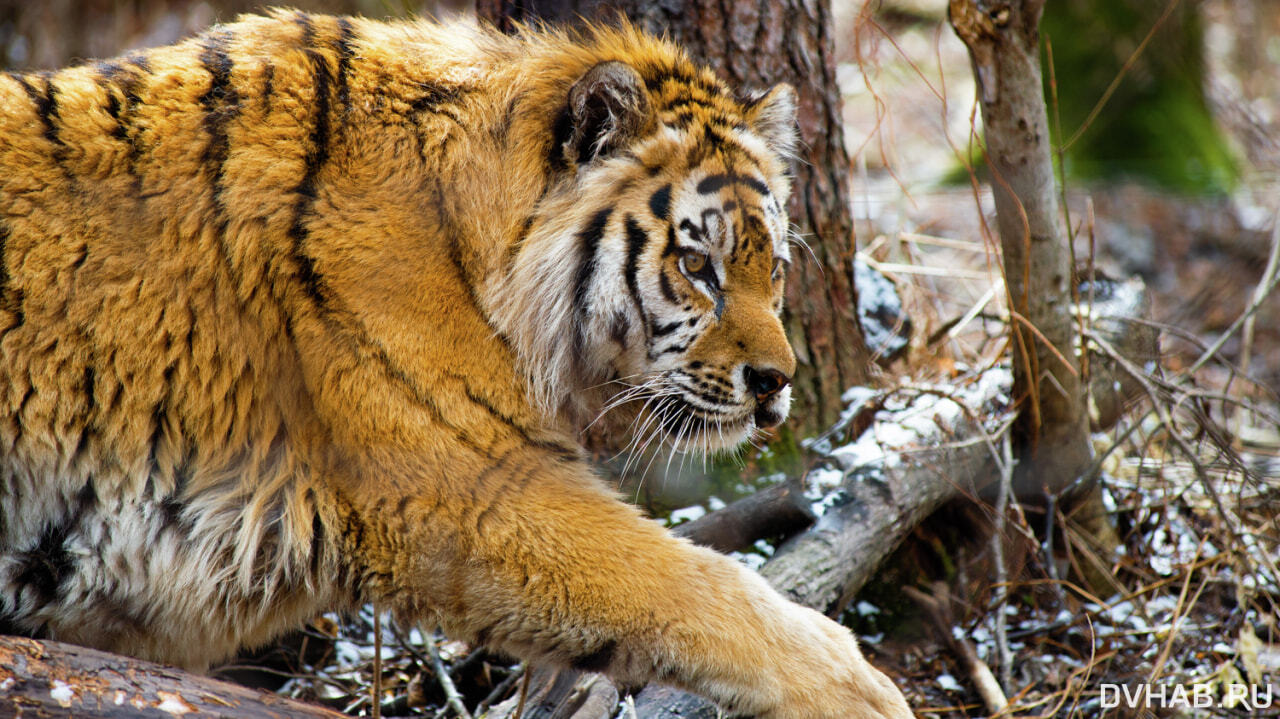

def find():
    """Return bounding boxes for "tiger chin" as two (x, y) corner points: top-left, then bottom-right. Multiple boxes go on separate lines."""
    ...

(0, 10), (911, 719)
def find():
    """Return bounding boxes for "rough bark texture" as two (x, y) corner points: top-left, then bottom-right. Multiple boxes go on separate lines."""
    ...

(477, 0), (873, 437)
(949, 0), (1092, 496)
(0, 636), (345, 718)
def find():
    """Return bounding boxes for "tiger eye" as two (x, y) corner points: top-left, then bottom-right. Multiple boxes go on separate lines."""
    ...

(683, 251), (707, 274)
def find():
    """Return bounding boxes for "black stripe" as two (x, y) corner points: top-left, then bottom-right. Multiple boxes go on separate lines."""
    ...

(334, 17), (356, 110)
(147, 363), (175, 476)
(658, 269), (679, 303)
(261, 62), (276, 106)
(696, 173), (770, 196)
(678, 218), (703, 244)
(571, 208), (612, 320)
(644, 69), (721, 97)
(96, 57), (147, 189)
(648, 184), (671, 222)
(410, 82), (463, 113)
(492, 90), (524, 141)
(454, 373), (568, 454)
(2, 288), (25, 333)
(288, 14), (335, 306)
(16, 73), (61, 148)
(128, 51), (151, 74)
(653, 341), (690, 357)
(12, 481), (96, 605)
(199, 30), (240, 214)
(309, 509), (325, 575)
(368, 337), (576, 461)
(623, 216), (650, 339)
(672, 377), (729, 404)
(97, 65), (130, 143)
(609, 312), (629, 347)
(652, 318), (683, 337)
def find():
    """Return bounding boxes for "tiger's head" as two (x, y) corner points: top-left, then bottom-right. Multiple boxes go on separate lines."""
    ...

(493, 49), (800, 455)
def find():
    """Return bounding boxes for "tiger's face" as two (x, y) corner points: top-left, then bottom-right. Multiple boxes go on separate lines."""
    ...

(601, 148), (797, 453)
(495, 60), (801, 455)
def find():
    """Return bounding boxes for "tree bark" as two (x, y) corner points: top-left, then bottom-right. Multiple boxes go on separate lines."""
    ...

(476, 0), (873, 437)
(0, 636), (345, 718)
(948, 0), (1092, 496)
(670, 481), (814, 553)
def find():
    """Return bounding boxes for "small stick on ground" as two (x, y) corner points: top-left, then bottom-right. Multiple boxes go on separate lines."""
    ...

(373, 606), (382, 719)
(991, 435), (1015, 695)
(426, 630), (473, 719)
(905, 582), (1009, 714)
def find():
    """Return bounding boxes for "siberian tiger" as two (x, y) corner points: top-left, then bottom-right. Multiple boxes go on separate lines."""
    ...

(0, 10), (911, 718)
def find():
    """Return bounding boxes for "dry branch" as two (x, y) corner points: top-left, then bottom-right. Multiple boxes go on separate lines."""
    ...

(0, 635), (345, 718)
(671, 481), (815, 553)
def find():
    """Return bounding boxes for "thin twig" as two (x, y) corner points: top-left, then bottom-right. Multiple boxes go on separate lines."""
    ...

(992, 435), (1014, 695)
(513, 669), (531, 719)
(425, 630), (474, 719)
(474, 665), (524, 717)
(373, 606), (382, 719)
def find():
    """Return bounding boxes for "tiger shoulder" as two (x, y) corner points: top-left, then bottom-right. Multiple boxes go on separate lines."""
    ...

(0, 10), (911, 718)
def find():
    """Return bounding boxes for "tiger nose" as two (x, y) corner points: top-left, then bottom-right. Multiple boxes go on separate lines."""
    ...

(744, 366), (790, 401)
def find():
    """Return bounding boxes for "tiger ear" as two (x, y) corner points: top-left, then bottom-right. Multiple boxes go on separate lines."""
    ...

(563, 61), (652, 167)
(744, 83), (798, 159)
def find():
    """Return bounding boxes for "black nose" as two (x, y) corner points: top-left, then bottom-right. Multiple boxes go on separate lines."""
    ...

(744, 366), (790, 401)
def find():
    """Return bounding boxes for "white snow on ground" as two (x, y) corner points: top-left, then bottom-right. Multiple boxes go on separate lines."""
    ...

(805, 366), (1014, 515)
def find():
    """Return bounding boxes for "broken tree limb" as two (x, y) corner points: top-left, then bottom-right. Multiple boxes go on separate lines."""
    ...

(763, 390), (1010, 614)
(0, 635), (345, 718)
(671, 481), (816, 553)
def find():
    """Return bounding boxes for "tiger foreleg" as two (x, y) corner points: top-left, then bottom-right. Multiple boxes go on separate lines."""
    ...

(363, 468), (912, 719)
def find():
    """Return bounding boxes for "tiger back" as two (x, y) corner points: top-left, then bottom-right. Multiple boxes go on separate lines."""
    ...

(0, 11), (911, 718)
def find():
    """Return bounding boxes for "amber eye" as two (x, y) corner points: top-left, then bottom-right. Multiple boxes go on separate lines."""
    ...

(681, 251), (708, 275)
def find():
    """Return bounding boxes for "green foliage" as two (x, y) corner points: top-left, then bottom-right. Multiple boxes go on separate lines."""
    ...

(1041, 0), (1237, 194)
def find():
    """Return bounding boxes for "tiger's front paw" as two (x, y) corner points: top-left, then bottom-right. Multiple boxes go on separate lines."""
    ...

(762, 607), (913, 719)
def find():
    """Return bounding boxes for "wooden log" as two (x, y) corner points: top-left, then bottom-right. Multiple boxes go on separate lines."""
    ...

(0, 636), (344, 718)
(671, 481), (815, 553)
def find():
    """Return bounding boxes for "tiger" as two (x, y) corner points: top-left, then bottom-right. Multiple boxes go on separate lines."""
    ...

(0, 10), (912, 718)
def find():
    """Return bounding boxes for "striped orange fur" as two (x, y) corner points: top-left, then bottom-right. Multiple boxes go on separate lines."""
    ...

(0, 10), (910, 717)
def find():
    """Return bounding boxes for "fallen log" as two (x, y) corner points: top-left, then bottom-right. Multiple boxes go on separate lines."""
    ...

(0, 635), (345, 717)
(671, 480), (815, 553)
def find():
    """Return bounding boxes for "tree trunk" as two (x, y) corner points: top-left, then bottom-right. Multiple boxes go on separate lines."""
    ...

(476, 0), (873, 438)
(949, 0), (1092, 497)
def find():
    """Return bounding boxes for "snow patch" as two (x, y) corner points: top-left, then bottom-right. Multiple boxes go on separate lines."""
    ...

(49, 680), (75, 707)
(155, 691), (196, 715)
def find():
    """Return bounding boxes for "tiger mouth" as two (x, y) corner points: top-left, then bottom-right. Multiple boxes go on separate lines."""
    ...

(650, 395), (761, 452)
